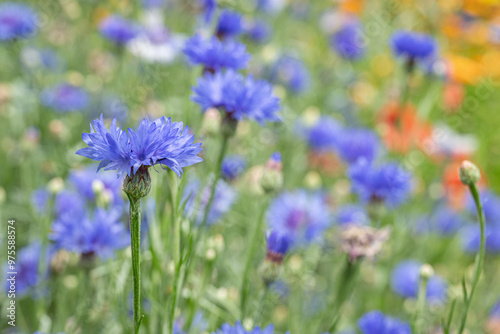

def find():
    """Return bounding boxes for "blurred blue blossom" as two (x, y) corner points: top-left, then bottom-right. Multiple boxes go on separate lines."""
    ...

(51, 208), (129, 259)
(191, 70), (281, 124)
(183, 177), (236, 225)
(336, 204), (369, 226)
(349, 160), (411, 207)
(391, 30), (437, 61)
(40, 83), (89, 113)
(416, 206), (464, 235)
(358, 310), (411, 334)
(268, 55), (310, 93)
(461, 225), (500, 254)
(99, 15), (140, 45)
(216, 10), (244, 39)
(298, 116), (341, 152)
(0, 3), (38, 41)
(198, 0), (217, 24)
(256, 0), (286, 15)
(69, 167), (124, 207)
(390, 260), (447, 304)
(337, 128), (379, 165)
(466, 189), (500, 226)
(55, 190), (86, 218)
(142, 0), (167, 9)
(32, 188), (50, 214)
(266, 230), (292, 260)
(128, 26), (184, 64)
(330, 19), (365, 60)
(244, 19), (272, 43)
(183, 34), (251, 71)
(21, 47), (62, 71)
(76, 115), (203, 177)
(267, 190), (331, 247)
(221, 155), (247, 181)
(212, 322), (287, 334)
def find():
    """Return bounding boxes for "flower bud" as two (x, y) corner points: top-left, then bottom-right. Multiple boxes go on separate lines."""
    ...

(123, 166), (151, 200)
(221, 114), (238, 138)
(420, 264), (434, 280)
(48, 177), (64, 194)
(458, 160), (480, 186)
(92, 179), (105, 194)
(260, 152), (283, 193)
(201, 108), (221, 136)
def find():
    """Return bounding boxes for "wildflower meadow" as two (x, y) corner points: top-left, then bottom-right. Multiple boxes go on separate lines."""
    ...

(2, 0), (500, 333)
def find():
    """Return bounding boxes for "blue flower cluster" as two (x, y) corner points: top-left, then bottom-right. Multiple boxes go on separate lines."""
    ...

(76, 115), (203, 177)
(267, 190), (331, 247)
(192, 70), (281, 124)
(390, 260), (447, 304)
(0, 3), (38, 41)
(221, 155), (247, 181)
(268, 55), (310, 93)
(330, 19), (365, 60)
(99, 15), (140, 45)
(358, 311), (411, 334)
(40, 83), (89, 113)
(183, 34), (251, 71)
(391, 30), (437, 61)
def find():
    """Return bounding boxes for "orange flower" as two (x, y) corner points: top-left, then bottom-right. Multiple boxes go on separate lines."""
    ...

(442, 160), (486, 209)
(442, 81), (465, 111)
(307, 151), (343, 176)
(339, 0), (365, 15)
(378, 101), (433, 153)
(446, 54), (483, 85)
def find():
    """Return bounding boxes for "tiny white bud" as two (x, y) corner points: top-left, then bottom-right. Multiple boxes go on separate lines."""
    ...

(91, 179), (105, 194)
(47, 177), (64, 194)
(420, 264), (434, 280)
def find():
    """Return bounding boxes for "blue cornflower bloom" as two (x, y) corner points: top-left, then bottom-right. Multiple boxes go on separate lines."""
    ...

(191, 70), (281, 124)
(330, 19), (365, 60)
(198, 0), (217, 24)
(416, 206), (464, 235)
(269, 55), (310, 93)
(390, 260), (447, 304)
(336, 204), (369, 226)
(221, 155), (247, 181)
(216, 10), (244, 39)
(266, 230), (292, 262)
(212, 321), (287, 334)
(244, 19), (272, 43)
(40, 83), (89, 113)
(51, 208), (129, 259)
(337, 128), (379, 165)
(0, 3), (38, 41)
(21, 47), (62, 71)
(183, 34), (251, 71)
(391, 30), (437, 61)
(183, 177), (236, 225)
(76, 115), (203, 177)
(348, 160), (412, 207)
(5, 242), (48, 297)
(99, 15), (140, 45)
(267, 190), (331, 247)
(69, 167), (124, 207)
(358, 311), (411, 334)
(55, 190), (86, 218)
(299, 116), (342, 152)
(460, 225), (500, 254)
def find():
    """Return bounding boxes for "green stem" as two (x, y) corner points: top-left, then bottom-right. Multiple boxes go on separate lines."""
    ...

(414, 277), (429, 334)
(324, 258), (359, 333)
(169, 173), (180, 334)
(457, 183), (486, 334)
(128, 195), (144, 334)
(254, 287), (270, 325)
(240, 197), (269, 319)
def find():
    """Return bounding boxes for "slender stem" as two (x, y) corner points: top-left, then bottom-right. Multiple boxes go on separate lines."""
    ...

(323, 258), (359, 333)
(240, 196), (269, 319)
(254, 287), (270, 325)
(169, 173), (180, 334)
(457, 183), (486, 334)
(414, 276), (429, 334)
(128, 195), (144, 334)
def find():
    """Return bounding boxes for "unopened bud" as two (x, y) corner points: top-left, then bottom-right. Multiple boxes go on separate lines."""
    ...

(92, 179), (105, 194)
(458, 160), (480, 186)
(48, 177), (64, 194)
(420, 264), (434, 280)
(123, 166), (151, 200)
(260, 152), (283, 193)
(201, 108), (221, 136)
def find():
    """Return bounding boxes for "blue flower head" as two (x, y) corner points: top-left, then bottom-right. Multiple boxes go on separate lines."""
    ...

(337, 128), (379, 165)
(51, 207), (129, 259)
(244, 19), (272, 43)
(40, 83), (89, 113)
(32, 188), (50, 214)
(5, 241), (48, 297)
(266, 230), (292, 262)
(348, 160), (411, 207)
(390, 260), (447, 304)
(99, 15), (140, 45)
(331, 19), (365, 60)
(466, 189), (500, 227)
(461, 225), (500, 254)
(191, 70), (281, 125)
(299, 116), (341, 152)
(417, 206), (463, 235)
(267, 190), (331, 247)
(358, 311), (411, 334)
(183, 177), (236, 225)
(55, 190), (86, 218)
(76, 115), (203, 177)
(269, 55), (310, 93)
(183, 34), (251, 71)
(198, 0), (217, 24)
(221, 155), (247, 181)
(336, 204), (369, 226)
(216, 9), (244, 39)
(391, 30), (437, 61)
(0, 3), (38, 41)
